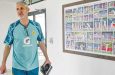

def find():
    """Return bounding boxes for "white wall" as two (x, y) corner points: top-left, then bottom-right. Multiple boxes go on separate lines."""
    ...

(29, 0), (115, 75)
(0, 2), (17, 69)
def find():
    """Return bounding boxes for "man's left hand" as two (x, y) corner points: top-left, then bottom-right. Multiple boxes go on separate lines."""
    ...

(44, 59), (51, 66)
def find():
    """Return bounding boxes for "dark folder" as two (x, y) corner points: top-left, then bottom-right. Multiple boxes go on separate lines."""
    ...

(41, 64), (52, 75)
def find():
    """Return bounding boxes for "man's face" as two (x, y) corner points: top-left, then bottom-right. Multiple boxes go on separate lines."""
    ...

(16, 3), (29, 19)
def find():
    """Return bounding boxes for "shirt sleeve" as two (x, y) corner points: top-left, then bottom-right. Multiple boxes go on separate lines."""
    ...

(35, 22), (44, 42)
(4, 24), (14, 45)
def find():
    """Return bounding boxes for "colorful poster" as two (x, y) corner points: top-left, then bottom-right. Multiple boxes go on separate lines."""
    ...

(101, 42), (112, 53)
(102, 17), (108, 30)
(113, 42), (115, 54)
(94, 43), (101, 51)
(108, 18), (115, 30)
(75, 42), (86, 50)
(94, 18), (101, 31)
(102, 32), (113, 41)
(64, 0), (115, 57)
(94, 32), (102, 42)
(87, 43), (93, 51)
(87, 32), (93, 42)
(108, 1), (115, 30)
(75, 32), (87, 42)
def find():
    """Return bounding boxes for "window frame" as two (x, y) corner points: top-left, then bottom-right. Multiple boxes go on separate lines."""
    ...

(23, 0), (44, 5)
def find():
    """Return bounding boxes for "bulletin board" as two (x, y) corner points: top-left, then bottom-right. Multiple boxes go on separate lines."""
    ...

(62, 0), (115, 61)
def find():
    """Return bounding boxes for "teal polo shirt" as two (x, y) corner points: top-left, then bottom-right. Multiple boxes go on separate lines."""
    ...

(4, 19), (44, 71)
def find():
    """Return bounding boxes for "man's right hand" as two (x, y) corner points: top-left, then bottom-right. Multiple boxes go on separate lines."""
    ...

(0, 64), (6, 74)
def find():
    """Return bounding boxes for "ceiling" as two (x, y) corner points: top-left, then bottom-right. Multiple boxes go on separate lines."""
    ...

(0, 0), (43, 3)
(0, 0), (22, 3)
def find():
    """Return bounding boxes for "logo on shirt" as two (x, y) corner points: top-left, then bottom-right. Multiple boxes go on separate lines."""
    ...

(24, 37), (31, 45)
(32, 30), (36, 36)
(23, 37), (33, 47)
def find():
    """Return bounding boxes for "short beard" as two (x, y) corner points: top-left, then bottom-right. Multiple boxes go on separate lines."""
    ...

(20, 14), (28, 19)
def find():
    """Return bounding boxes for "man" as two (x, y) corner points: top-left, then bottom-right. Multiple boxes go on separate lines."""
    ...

(0, 1), (51, 75)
